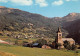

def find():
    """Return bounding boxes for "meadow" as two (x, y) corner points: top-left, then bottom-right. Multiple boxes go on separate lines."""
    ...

(0, 44), (80, 56)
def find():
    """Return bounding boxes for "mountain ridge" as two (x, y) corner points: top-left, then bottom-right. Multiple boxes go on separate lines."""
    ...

(0, 6), (80, 44)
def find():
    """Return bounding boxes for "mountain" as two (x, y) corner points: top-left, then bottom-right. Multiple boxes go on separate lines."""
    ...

(0, 6), (60, 39)
(0, 6), (51, 30)
(0, 6), (80, 44)
(60, 13), (80, 44)
(62, 14), (80, 44)
(51, 13), (80, 44)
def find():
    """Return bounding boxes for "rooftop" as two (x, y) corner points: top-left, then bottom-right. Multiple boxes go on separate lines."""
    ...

(62, 38), (74, 41)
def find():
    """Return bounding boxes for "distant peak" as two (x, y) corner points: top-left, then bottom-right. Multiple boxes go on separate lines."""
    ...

(68, 13), (77, 17)
(69, 13), (76, 15)
(9, 8), (14, 9)
(53, 17), (62, 19)
(0, 6), (6, 8)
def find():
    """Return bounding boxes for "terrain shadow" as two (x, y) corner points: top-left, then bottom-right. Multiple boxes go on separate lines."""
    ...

(62, 19), (80, 44)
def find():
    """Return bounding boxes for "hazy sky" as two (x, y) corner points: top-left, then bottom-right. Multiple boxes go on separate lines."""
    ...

(0, 0), (80, 17)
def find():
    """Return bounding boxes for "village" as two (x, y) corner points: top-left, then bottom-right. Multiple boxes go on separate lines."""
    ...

(22, 27), (77, 50)
(0, 27), (78, 50)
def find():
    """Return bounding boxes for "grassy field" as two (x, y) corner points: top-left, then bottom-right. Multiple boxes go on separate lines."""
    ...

(0, 52), (16, 56)
(0, 44), (80, 56)
(0, 36), (79, 56)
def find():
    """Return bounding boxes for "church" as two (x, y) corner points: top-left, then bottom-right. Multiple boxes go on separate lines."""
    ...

(55, 27), (75, 48)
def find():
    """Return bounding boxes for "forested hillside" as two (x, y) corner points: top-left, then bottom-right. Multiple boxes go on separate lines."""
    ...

(0, 6), (80, 44)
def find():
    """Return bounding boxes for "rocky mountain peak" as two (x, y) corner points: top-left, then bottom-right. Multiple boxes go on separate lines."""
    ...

(68, 13), (77, 17)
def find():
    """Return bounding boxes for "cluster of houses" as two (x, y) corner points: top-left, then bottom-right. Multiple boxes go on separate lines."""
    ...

(23, 27), (75, 49)
(0, 27), (76, 49)
(23, 42), (51, 49)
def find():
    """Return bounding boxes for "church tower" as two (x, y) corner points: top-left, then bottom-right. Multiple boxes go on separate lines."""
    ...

(56, 27), (64, 48)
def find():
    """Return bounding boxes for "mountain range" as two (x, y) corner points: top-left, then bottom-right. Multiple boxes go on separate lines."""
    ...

(0, 6), (80, 44)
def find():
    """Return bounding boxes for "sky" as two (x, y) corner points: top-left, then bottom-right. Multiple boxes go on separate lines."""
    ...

(0, 0), (80, 17)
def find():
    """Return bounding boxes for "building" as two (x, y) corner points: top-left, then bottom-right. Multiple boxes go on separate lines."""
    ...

(0, 39), (9, 44)
(23, 42), (31, 47)
(55, 27), (75, 48)
(42, 45), (51, 49)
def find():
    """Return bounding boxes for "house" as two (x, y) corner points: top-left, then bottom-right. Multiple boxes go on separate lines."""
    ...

(54, 27), (75, 49)
(32, 43), (39, 47)
(0, 39), (9, 44)
(42, 45), (51, 49)
(23, 42), (31, 47)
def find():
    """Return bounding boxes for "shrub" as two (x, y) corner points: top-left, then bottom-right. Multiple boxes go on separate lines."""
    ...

(72, 44), (77, 50)
(33, 39), (47, 47)
(63, 40), (72, 50)
(57, 43), (62, 49)
(63, 40), (77, 50)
